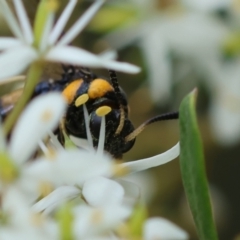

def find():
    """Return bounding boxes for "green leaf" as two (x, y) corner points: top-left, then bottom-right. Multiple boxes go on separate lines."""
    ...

(179, 89), (218, 240)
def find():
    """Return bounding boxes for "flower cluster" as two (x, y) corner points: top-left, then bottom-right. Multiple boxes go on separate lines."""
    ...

(0, 0), (140, 81)
(0, 0), (188, 239)
(0, 91), (185, 239)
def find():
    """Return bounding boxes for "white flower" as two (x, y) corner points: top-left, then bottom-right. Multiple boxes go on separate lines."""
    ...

(0, 0), (140, 81)
(0, 187), (59, 240)
(143, 217), (189, 240)
(27, 149), (113, 188)
(72, 204), (131, 239)
(0, 92), (66, 200)
(29, 99), (180, 240)
(31, 185), (81, 215)
(82, 176), (125, 207)
(208, 58), (240, 145)
(0, 92), (126, 238)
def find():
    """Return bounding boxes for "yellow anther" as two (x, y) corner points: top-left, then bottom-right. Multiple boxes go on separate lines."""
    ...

(31, 213), (44, 226)
(46, 147), (57, 160)
(91, 210), (103, 224)
(38, 182), (53, 198)
(41, 110), (53, 122)
(75, 94), (89, 107)
(96, 106), (112, 117)
(112, 163), (129, 177)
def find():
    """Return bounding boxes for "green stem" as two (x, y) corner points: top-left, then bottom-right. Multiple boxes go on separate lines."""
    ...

(4, 62), (43, 135)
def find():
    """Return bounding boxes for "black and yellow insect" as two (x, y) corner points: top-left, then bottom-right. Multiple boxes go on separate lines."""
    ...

(0, 65), (178, 158)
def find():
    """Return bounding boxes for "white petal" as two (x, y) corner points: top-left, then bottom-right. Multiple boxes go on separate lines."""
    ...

(25, 149), (113, 187)
(144, 217), (189, 240)
(141, 30), (172, 103)
(46, 45), (140, 73)
(0, 0), (24, 40)
(0, 229), (28, 240)
(73, 205), (131, 238)
(0, 228), (58, 240)
(46, 45), (108, 65)
(0, 37), (22, 50)
(82, 176), (124, 207)
(0, 45), (37, 80)
(48, 0), (77, 45)
(99, 50), (117, 60)
(209, 97), (240, 145)
(97, 116), (105, 156)
(1, 187), (59, 239)
(69, 136), (92, 151)
(58, 0), (105, 46)
(101, 57), (140, 74)
(16, 174), (42, 203)
(2, 186), (31, 227)
(21, 160), (55, 197)
(32, 186), (80, 214)
(209, 59), (240, 145)
(182, 0), (230, 12)
(9, 93), (66, 165)
(121, 142), (180, 174)
(50, 150), (113, 186)
(116, 179), (140, 206)
(48, 131), (64, 150)
(13, 0), (33, 43)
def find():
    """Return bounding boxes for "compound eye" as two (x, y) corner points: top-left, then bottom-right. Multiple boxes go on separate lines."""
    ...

(89, 112), (102, 138)
(122, 138), (135, 153)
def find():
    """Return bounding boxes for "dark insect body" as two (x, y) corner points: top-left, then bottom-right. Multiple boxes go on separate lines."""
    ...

(0, 66), (179, 158)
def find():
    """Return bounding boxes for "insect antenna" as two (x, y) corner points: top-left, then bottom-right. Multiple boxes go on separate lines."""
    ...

(108, 70), (125, 135)
(125, 111), (179, 142)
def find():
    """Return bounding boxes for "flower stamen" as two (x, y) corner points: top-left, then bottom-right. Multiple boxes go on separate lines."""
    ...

(96, 106), (112, 117)
(83, 104), (93, 148)
(38, 181), (54, 198)
(38, 140), (57, 159)
(97, 116), (106, 156)
(41, 109), (54, 122)
(112, 163), (130, 177)
(75, 94), (89, 107)
(91, 209), (103, 224)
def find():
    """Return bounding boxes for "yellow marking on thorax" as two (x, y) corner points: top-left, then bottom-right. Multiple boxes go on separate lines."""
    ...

(62, 79), (83, 104)
(88, 79), (113, 99)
